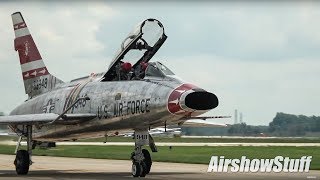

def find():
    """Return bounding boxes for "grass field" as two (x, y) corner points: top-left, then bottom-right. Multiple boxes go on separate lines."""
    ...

(1, 135), (320, 143)
(0, 145), (319, 170)
(81, 136), (320, 143)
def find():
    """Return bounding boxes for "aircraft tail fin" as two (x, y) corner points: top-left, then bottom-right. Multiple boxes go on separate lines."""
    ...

(11, 12), (63, 98)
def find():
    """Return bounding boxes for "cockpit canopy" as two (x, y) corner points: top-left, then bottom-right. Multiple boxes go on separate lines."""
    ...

(145, 62), (175, 78)
(101, 19), (167, 81)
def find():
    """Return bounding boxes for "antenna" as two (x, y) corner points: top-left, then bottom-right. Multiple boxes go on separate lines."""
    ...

(234, 109), (238, 124)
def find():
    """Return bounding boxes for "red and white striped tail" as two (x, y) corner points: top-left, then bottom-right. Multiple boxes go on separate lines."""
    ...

(12, 12), (63, 97)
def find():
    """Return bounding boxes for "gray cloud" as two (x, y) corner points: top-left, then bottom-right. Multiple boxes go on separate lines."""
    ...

(96, 2), (320, 61)
(0, 2), (319, 125)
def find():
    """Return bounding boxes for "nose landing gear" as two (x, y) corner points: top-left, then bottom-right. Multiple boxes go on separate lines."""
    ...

(130, 130), (156, 177)
(131, 148), (152, 177)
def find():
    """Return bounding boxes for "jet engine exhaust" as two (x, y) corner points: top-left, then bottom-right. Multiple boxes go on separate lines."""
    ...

(184, 91), (218, 110)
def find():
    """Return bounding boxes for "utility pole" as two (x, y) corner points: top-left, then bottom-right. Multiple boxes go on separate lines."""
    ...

(234, 109), (238, 124)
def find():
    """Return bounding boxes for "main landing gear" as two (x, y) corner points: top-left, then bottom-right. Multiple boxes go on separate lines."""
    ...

(130, 130), (157, 177)
(14, 125), (33, 175)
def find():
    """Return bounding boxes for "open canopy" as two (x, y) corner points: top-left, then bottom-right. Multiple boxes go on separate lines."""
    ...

(102, 19), (167, 81)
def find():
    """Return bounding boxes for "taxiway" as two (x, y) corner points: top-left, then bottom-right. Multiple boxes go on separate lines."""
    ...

(0, 154), (318, 180)
(1, 141), (320, 147)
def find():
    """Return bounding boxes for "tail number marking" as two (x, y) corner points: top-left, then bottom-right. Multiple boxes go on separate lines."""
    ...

(33, 78), (48, 91)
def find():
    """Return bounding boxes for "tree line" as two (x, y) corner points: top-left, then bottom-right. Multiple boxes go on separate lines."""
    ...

(228, 112), (320, 137)
(268, 112), (320, 136)
(0, 112), (6, 130)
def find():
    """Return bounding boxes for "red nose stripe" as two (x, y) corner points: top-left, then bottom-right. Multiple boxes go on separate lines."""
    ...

(167, 84), (198, 115)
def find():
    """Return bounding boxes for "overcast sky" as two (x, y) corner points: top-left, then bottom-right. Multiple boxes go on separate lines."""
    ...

(0, 1), (319, 125)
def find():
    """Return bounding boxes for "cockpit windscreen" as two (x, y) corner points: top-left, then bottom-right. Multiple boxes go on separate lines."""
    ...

(145, 62), (175, 78)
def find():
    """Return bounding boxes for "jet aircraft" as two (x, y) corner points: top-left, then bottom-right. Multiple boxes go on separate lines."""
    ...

(0, 12), (229, 177)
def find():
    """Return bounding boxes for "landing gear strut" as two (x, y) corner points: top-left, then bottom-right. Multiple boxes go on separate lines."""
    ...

(131, 130), (155, 177)
(14, 125), (33, 175)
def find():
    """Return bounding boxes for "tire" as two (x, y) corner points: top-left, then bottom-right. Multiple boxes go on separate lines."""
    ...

(14, 150), (30, 175)
(132, 162), (141, 177)
(140, 161), (148, 177)
(142, 149), (152, 174)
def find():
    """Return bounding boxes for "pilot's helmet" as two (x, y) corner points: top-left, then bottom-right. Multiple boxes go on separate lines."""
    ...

(121, 62), (132, 72)
(140, 62), (148, 71)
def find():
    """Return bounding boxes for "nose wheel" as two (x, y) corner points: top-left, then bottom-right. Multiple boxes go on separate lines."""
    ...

(131, 161), (148, 177)
(142, 149), (152, 174)
(131, 162), (141, 177)
(131, 130), (154, 177)
(131, 149), (152, 177)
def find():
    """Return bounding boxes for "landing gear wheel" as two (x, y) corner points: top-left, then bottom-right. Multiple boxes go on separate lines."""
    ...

(142, 149), (152, 174)
(14, 150), (30, 175)
(140, 161), (147, 177)
(132, 162), (142, 177)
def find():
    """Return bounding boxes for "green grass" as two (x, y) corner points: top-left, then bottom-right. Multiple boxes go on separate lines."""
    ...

(2, 135), (320, 143)
(79, 136), (320, 143)
(0, 135), (18, 141)
(0, 145), (319, 170)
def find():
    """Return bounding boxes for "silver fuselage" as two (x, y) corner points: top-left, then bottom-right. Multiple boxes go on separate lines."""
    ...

(10, 76), (205, 141)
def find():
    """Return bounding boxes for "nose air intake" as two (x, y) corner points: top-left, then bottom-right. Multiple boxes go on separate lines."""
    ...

(167, 84), (219, 115)
(185, 91), (218, 110)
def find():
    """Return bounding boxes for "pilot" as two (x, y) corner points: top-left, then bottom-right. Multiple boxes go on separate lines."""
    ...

(133, 62), (148, 80)
(140, 62), (148, 77)
(120, 62), (132, 80)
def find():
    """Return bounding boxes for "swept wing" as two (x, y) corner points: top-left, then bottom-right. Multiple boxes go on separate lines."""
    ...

(0, 113), (96, 125)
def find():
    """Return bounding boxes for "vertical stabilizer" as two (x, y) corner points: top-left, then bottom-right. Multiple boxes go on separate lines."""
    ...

(12, 12), (63, 98)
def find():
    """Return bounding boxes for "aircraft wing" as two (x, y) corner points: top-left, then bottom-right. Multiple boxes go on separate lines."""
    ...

(179, 116), (231, 127)
(183, 116), (231, 120)
(0, 113), (96, 124)
(182, 119), (228, 127)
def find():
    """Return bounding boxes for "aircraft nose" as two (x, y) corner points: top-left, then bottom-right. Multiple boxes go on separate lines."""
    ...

(180, 91), (219, 111)
(167, 84), (219, 115)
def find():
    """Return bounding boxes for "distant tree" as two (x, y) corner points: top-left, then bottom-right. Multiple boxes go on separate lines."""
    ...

(268, 112), (320, 136)
(228, 123), (265, 136)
